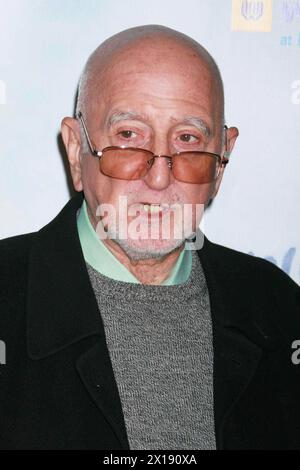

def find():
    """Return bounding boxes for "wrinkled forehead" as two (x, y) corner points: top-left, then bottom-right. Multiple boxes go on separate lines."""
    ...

(83, 37), (222, 124)
(110, 36), (211, 68)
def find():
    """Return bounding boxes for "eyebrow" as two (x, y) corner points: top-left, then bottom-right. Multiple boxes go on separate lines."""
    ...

(107, 111), (147, 128)
(179, 117), (211, 138)
(106, 111), (211, 137)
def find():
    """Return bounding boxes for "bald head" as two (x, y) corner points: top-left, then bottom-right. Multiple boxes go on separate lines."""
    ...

(76, 25), (224, 131)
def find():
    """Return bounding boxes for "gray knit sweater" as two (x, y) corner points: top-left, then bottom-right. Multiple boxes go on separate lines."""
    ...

(86, 250), (216, 450)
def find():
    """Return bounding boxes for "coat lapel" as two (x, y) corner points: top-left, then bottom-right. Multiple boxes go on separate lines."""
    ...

(26, 191), (129, 449)
(76, 342), (130, 449)
(197, 237), (283, 449)
(213, 325), (262, 448)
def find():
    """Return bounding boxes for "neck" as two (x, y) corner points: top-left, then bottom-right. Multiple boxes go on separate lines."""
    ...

(100, 239), (184, 285)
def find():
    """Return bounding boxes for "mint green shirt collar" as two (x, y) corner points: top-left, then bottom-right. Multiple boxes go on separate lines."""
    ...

(76, 199), (192, 285)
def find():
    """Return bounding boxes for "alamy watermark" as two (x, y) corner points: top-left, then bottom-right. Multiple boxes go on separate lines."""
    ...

(0, 80), (6, 105)
(93, 196), (205, 251)
(291, 340), (300, 365)
(0, 340), (6, 365)
(291, 80), (300, 104)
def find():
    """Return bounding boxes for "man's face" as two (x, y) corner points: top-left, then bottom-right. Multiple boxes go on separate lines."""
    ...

(67, 41), (232, 260)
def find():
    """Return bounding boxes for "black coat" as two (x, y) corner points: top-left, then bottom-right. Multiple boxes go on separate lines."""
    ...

(0, 191), (299, 450)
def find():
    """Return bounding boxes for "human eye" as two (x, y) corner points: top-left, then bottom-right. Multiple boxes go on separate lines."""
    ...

(112, 125), (149, 147)
(178, 133), (198, 143)
(174, 131), (204, 149)
(117, 130), (138, 139)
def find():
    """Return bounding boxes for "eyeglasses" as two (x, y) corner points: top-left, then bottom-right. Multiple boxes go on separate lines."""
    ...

(77, 111), (229, 184)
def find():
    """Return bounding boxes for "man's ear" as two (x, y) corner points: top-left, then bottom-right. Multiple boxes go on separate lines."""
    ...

(211, 126), (239, 199)
(61, 117), (83, 192)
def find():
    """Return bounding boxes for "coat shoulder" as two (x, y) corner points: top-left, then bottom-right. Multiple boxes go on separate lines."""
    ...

(0, 232), (36, 275)
(208, 240), (298, 288)
(0, 232), (36, 317)
(206, 240), (300, 341)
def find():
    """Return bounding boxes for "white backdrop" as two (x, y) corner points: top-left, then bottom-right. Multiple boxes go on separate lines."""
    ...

(0, 0), (299, 284)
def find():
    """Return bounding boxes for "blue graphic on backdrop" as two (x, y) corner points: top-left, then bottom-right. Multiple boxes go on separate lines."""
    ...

(282, 0), (300, 23)
(249, 247), (299, 282)
(279, 1), (300, 47)
(242, 0), (264, 20)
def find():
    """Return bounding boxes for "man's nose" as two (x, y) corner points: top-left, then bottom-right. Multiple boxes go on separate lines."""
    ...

(143, 141), (174, 190)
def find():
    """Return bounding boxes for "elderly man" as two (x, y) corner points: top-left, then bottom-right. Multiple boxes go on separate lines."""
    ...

(0, 25), (299, 450)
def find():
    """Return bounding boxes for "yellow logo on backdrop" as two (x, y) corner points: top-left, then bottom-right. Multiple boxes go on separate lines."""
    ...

(231, 0), (273, 32)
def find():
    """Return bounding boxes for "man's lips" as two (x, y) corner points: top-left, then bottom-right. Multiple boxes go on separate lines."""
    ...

(129, 202), (170, 217)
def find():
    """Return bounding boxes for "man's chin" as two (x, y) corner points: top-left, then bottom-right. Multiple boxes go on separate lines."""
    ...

(112, 237), (185, 261)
